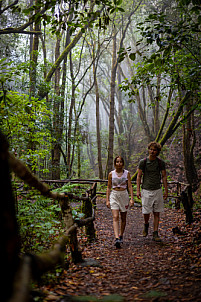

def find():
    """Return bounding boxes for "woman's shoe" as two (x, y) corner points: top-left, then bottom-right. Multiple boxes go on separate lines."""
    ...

(119, 235), (123, 244)
(115, 238), (121, 248)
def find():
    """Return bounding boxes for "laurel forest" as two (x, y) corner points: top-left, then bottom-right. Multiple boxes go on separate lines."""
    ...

(0, 0), (201, 301)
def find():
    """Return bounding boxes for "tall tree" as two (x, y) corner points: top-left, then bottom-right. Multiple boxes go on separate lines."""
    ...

(27, 0), (40, 170)
(52, 28), (63, 179)
(117, 67), (126, 160)
(93, 41), (103, 179)
(107, 26), (117, 174)
(107, 0), (143, 174)
(183, 103), (199, 191)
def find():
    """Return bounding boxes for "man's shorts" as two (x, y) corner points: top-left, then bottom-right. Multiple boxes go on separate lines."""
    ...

(141, 188), (164, 214)
(110, 190), (130, 212)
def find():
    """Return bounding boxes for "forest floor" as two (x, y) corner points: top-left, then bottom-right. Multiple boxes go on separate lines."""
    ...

(41, 197), (201, 302)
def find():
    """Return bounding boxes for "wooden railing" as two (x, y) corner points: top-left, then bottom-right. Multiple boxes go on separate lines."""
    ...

(41, 178), (194, 224)
(16, 177), (193, 225)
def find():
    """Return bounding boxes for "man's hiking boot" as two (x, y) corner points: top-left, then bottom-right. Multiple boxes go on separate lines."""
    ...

(143, 223), (149, 237)
(153, 231), (162, 242)
(115, 238), (121, 248)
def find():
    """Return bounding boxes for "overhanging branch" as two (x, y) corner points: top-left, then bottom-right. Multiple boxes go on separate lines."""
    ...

(0, 0), (18, 15)
(0, 29), (42, 35)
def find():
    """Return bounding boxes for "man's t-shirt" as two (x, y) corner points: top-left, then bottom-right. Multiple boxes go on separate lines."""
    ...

(138, 157), (166, 190)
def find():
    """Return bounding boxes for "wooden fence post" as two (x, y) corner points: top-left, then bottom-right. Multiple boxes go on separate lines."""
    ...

(175, 182), (181, 209)
(60, 195), (83, 264)
(82, 195), (96, 242)
(179, 185), (193, 224)
(90, 182), (97, 208)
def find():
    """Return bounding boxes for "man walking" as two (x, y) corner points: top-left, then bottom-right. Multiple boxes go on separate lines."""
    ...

(137, 142), (168, 242)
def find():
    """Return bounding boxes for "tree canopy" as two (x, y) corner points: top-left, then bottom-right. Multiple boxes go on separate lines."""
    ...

(0, 0), (200, 187)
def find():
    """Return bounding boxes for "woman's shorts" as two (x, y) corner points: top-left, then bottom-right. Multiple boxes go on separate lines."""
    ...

(141, 188), (164, 214)
(110, 190), (130, 212)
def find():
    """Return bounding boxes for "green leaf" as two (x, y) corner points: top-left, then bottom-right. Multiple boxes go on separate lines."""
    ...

(190, 5), (201, 14)
(129, 53), (136, 61)
(116, 0), (123, 5)
(163, 46), (172, 58)
(117, 7), (125, 12)
(110, 7), (116, 14)
(147, 63), (155, 71)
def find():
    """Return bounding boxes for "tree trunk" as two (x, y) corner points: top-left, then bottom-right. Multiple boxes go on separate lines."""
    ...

(29, 23), (40, 99)
(38, 1), (96, 99)
(27, 0), (40, 171)
(136, 92), (154, 141)
(117, 67), (126, 161)
(107, 29), (117, 174)
(60, 29), (71, 177)
(93, 45), (103, 179)
(67, 51), (76, 178)
(52, 30), (62, 179)
(77, 142), (81, 178)
(87, 131), (95, 171)
(154, 73), (161, 136)
(1, 131), (20, 302)
(183, 103), (199, 192)
(126, 58), (153, 141)
(59, 197), (83, 264)
(155, 88), (173, 142)
(159, 91), (191, 146)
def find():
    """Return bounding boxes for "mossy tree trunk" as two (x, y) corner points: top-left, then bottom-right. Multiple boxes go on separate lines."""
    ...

(52, 28), (62, 179)
(182, 102), (199, 192)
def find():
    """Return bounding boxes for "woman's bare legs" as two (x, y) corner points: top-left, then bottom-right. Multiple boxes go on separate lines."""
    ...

(112, 209), (120, 238)
(120, 211), (127, 237)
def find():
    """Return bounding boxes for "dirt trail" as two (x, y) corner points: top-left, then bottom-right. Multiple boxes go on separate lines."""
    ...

(45, 198), (201, 301)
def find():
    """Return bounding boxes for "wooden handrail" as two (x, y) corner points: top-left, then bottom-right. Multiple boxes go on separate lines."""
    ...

(41, 178), (190, 187)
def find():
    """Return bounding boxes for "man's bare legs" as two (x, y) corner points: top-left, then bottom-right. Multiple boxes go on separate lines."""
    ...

(143, 212), (160, 231)
(143, 212), (161, 241)
(143, 213), (150, 237)
(143, 212), (161, 242)
(153, 212), (160, 231)
(144, 213), (150, 224)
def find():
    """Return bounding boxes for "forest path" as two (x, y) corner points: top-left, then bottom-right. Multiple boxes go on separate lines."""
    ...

(44, 198), (201, 302)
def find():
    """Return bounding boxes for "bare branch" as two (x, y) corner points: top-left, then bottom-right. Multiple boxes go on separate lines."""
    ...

(0, 29), (42, 35)
(0, 2), (50, 35)
(0, 0), (18, 16)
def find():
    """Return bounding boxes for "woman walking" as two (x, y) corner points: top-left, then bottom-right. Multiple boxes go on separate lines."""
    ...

(106, 156), (134, 248)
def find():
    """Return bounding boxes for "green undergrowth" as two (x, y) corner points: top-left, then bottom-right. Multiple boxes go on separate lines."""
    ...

(16, 183), (89, 254)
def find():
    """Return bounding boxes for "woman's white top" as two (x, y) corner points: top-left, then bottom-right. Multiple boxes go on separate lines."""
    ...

(111, 169), (128, 189)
